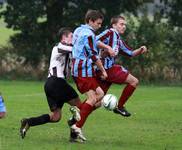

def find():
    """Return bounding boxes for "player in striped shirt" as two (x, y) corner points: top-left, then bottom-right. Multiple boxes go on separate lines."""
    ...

(0, 94), (6, 118)
(69, 10), (115, 142)
(20, 27), (82, 139)
(96, 15), (148, 117)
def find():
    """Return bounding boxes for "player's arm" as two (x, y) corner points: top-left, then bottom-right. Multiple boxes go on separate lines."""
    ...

(119, 40), (148, 57)
(119, 40), (133, 57)
(96, 30), (115, 57)
(95, 59), (107, 80)
(58, 43), (72, 53)
(97, 41), (115, 57)
(86, 35), (107, 79)
(132, 46), (148, 56)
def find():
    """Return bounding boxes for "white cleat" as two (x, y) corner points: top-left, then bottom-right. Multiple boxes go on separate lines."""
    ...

(70, 106), (81, 121)
(71, 124), (86, 141)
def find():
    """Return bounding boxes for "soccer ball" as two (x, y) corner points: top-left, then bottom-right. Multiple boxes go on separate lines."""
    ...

(101, 94), (118, 111)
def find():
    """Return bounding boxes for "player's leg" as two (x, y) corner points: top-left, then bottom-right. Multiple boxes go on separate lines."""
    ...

(69, 77), (104, 142)
(67, 97), (82, 108)
(55, 80), (83, 142)
(67, 97), (82, 125)
(94, 80), (111, 108)
(118, 73), (138, 108)
(114, 73), (139, 117)
(68, 87), (105, 142)
(102, 65), (138, 117)
(93, 71), (112, 109)
(65, 84), (82, 125)
(70, 89), (104, 142)
(96, 71), (112, 94)
(70, 90), (96, 142)
(20, 77), (63, 139)
(20, 108), (61, 139)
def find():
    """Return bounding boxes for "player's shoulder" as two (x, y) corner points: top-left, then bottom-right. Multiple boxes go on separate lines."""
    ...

(74, 26), (89, 37)
(81, 24), (94, 35)
(52, 43), (59, 50)
(99, 28), (113, 36)
(51, 43), (60, 54)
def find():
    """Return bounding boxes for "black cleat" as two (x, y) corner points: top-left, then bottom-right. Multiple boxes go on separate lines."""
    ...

(113, 107), (131, 117)
(20, 118), (30, 139)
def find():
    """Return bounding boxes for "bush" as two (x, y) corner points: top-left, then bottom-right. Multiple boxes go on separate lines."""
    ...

(117, 15), (182, 84)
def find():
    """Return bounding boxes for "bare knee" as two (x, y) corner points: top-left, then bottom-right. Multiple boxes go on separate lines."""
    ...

(86, 97), (97, 106)
(132, 77), (139, 87)
(50, 112), (61, 122)
(96, 87), (104, 100)
(97, 90), (104, 100)
(126, 74), (139, 87)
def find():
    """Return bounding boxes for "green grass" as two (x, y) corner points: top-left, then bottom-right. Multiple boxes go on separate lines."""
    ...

(0, 80), (182, 150)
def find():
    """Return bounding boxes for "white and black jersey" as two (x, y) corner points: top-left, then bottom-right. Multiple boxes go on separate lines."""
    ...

(48, 42), (72, 79)
(45, 42), (78, 111)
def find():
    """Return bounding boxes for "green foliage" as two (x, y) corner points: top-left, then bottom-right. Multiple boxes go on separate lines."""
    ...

(0, 1), (181, 83)
(0, 0), (144, 65)
(118, 14), (182, 83)
(161, 0), (182, 27)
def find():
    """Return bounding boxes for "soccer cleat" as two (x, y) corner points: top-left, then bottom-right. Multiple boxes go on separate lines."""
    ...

(20, 118), (30, 139)
(70, 124), (86, 142)
(69, 106), (81, 121)
(68, 120), (86, 143)
(69, 130), (85, 143)
(113, 107), (131, 117)
(68, 118), (80, 142)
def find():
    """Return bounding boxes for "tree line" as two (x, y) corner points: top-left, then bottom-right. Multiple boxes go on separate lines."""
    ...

(0, 0), (181, 83)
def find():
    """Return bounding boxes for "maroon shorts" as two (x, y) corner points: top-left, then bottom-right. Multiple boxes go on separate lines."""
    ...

(73, 76), (99, 94)
(96, 65), (129, 93)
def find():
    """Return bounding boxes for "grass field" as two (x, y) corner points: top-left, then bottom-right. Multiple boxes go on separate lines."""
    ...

(0, 80), (182, 150)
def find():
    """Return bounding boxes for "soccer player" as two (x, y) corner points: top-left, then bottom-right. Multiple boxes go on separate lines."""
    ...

(96, 15), (148, 117)
(20, 27), (82, 139)
(0, 94), (6, 118)
(69, 10), (114, 142)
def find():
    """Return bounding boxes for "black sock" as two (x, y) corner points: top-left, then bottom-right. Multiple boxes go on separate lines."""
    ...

(27, 114), (50, 126)
(70, 117), (77, 126)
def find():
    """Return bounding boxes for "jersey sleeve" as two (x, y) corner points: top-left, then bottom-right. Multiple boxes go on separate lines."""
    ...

(57, 43), (72, 53)
(96, 29), (110, 44)
(84, 35), (99, 62)
(119, 40), (133, 57)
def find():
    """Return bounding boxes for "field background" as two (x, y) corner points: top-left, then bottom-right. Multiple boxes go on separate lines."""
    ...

(0, 80), (181, 150)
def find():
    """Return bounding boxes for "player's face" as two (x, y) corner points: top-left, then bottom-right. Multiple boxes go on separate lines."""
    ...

(113, 19), (126, 34)
(63, 32), (73, 45)
(90, 18), (103, 31)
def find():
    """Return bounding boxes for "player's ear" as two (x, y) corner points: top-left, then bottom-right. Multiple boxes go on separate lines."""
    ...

(112, 23), (116, 29)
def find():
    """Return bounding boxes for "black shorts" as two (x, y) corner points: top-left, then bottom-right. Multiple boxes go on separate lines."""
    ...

(44, 76), (78, 111)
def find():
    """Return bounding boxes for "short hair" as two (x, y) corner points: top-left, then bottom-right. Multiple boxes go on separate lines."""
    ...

(110, 15), (125, 26)
(58, 27), (72, 40)
(85, 9), (104, 23)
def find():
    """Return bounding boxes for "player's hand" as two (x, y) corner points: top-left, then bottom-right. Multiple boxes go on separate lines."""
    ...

(107, 47), (115, 57)
(140, 46), (148, 53)
(100, 70), (108, 80)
